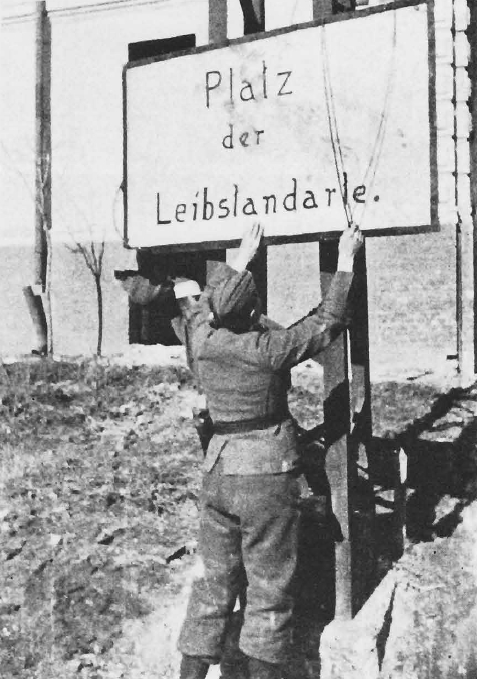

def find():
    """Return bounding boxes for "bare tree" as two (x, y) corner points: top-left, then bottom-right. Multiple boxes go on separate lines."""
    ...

(2, 137), (123, 358)
(66, 238), (106, 357)
(62, 184), (125, 358)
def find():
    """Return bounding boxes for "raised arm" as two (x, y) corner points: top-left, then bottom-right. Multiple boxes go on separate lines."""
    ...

(186, 223), (264, 340)
(118, 272), (176, 308)
(229, 222), (263, 272)
(258, 226), (364, 370)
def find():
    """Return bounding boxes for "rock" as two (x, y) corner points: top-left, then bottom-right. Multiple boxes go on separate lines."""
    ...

(320, 572), (397, 679)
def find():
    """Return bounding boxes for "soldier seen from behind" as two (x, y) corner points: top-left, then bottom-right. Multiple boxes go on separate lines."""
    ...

(177, 221), (364, 679)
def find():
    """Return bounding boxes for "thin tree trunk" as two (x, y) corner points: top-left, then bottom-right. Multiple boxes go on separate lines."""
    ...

(95, 274), (103, 356)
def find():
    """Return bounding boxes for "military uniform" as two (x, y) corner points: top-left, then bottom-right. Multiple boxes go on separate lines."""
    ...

(178, 262), (353, 669)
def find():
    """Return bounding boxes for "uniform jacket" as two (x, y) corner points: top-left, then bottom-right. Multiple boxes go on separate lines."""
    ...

(172, 263), (353, 475)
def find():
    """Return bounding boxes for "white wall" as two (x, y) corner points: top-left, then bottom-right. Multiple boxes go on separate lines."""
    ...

(0, 0), (459, 366)
(0, 0), (213, 356)
(49, 0), (209, 245)
(0, 16), (36, 249)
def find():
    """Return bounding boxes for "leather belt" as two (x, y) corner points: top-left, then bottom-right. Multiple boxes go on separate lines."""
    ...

(213, 414), (287, 435)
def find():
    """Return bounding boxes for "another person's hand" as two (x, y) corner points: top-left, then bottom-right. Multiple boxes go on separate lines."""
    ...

(232, 222), (264, 271)
(337, 224), (364, 272)
(119, 273), (171, 305)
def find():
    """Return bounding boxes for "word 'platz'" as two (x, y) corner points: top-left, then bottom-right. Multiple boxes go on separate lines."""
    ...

(205, 61), (293, 108)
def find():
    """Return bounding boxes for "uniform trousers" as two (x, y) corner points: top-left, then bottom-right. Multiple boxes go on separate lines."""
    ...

(178, 457), (301, 665)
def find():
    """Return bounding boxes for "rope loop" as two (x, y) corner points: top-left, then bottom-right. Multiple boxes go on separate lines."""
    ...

(320, 10), (398, 230)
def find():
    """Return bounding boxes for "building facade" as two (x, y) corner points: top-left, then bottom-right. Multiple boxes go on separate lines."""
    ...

(0, 0), (463, 373)
(0, 0), (327, 357)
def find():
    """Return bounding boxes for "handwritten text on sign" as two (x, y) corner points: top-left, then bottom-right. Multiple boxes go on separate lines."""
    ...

(125, 4), (433, 248)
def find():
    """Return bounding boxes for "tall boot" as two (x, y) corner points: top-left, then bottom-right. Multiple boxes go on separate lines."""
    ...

(220, 649), (249, 679)
(247, 656), (282, 679)
(179, 654), (210, 679)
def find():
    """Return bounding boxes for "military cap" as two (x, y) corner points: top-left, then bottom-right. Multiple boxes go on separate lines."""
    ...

(210, 270), (258, 327)
(174, 278), (202, 300)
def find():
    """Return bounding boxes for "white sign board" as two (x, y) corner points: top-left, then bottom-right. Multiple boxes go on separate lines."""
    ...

(124, 3), (436, 249)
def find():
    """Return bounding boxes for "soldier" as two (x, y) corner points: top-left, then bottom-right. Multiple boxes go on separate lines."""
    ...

(177, 222), (363, 679)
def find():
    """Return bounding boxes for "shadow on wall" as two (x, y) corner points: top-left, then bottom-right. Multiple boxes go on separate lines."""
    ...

(365, 382), (477, 560)
(396, 386), (477, 540)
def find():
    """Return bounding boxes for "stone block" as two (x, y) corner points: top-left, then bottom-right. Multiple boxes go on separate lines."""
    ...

(320, 571), (396, 679)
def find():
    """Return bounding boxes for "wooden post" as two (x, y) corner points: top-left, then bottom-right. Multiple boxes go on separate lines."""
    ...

(320, 240), (354, 620)
(313, 0), (333, 19)
(239, 0), (267, 311)
(23, 286), (47, 355)
(239, 0), (265, 33)
(314, 0), (354, 621)
(209, 0), (268, 311)
(208, 0), (373, 619)
(209, 0), (228, 43)
(348, 243), (375, 612)
(463, 0), (477, 380)
(313, 0), (373, 619)
(34, 0), (51, 289)
(30, 1), (51, 353)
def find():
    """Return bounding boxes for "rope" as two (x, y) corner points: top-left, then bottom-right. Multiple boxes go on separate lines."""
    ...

(320, 10), (398, 229)
(351, 10), (398, 227)
(321, 27), (353, 227)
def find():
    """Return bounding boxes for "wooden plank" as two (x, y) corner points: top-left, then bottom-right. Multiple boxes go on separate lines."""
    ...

(313, 0), (373, 619)
(314, 0), (353, 587)
(34, 0), (51, 289)
(124, 0), (426, 72)
(126, 223), (438, 254)
(348, 242), (375, 612)
(349, 244), (372, 444)
(22, 286), (47, 355)
(206, 1), (268, 310)
(464, 0), (477, 377)
(209, 0), (228, 43)
(238, 0), (267, 313)
(239, 0), (265, 32)
(313, 0), (333, 20)
(319, 238), (354, 620)
(427, 0), (439, 229)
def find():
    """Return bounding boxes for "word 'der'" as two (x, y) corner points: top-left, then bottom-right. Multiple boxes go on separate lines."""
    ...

(156, 175), (369, 225)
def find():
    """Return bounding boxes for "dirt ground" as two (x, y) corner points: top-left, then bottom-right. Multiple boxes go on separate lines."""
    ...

(1, 346), (477, 679)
